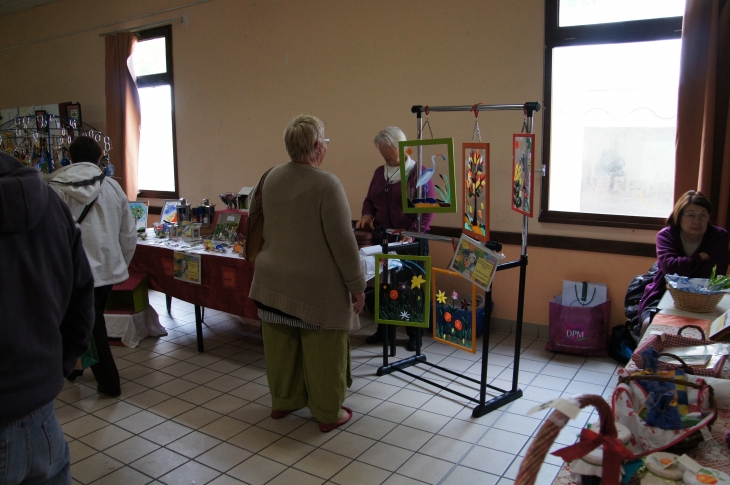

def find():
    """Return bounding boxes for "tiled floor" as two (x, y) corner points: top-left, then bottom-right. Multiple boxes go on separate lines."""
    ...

(58, 290), (619, 485)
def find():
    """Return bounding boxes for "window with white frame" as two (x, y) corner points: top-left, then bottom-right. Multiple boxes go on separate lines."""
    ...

(130, 25), (179, 197)
(540, 0), (685, 229)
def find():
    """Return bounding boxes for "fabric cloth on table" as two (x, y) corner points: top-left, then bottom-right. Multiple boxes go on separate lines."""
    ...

(104, 305), (167, 348)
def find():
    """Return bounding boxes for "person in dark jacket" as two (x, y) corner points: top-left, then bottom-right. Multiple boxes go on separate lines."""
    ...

(0, 152), (95, 484)
(638, 190), (729, 334)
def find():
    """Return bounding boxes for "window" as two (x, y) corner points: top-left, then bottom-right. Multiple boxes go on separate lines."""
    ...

(130, 25), (179, 198)
(540, 0), (684, 229)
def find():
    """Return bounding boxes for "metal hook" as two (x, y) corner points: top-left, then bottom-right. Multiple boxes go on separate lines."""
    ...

(471, 120), (482, 142)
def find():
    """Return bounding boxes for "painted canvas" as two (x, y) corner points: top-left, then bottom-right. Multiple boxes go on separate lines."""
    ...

(398, 138), (456, 214)
(129, 201), (149, 232)
(432, 268), (478, 353)
(462, 143), (490, 241)
(160, 199), (179, 224)
(449, 234), (502, 292)
(213, 212), (241, 242)
(374, 254), (431, 328)
(173, 251), (201, 285)
(511, 134), (535, 217)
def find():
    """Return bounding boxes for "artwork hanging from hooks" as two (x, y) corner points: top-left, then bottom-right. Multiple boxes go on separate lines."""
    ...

(511, 133), (535, 217)
(398, 138), (456, 214)
(462, 142), (490, 242)
(432, 268), (478, 354)
(374, 254), (431, 328)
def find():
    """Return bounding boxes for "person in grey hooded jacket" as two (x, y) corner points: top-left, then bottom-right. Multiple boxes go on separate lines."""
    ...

(45, 136), (136, 397)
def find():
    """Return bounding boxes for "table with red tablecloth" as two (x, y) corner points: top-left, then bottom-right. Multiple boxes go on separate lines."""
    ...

(129, 233), (258, 351)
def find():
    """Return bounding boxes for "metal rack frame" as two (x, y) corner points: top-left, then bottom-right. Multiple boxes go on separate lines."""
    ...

(376, 102), (541, 417)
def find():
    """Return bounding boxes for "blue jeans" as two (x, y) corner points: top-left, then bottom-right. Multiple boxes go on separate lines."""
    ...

(0, 401), (71, 485)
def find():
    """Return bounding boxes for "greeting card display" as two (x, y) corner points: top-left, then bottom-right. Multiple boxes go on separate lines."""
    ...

(173, 251), (201, 285)
(374, 254), (431, 328)
(160, 199), (179, 224)
(432, 268), (478, 353)
(511, 134), (535, 217)
(398, 138), (456, 214)
(213, 212), (241, 242)
(449, 234), (503, 292)
(462, 143), (490, 241)
(129, 201), (149, 232)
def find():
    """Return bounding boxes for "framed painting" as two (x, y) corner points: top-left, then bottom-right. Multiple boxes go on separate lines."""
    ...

(462, 143), (490, 242)
(173, 251), (201, 284)
(432, 268), (478, 354)
(511, 134), (535, 217)
(66, 103), (82, 124)
(374, 254), (431, 328)
(129, 201), (149, 231)
(398, 138), (456, 214)
(160, 199), (179, 224)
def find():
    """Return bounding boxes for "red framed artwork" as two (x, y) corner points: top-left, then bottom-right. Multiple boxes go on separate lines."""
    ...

(462, 142), (490, 242)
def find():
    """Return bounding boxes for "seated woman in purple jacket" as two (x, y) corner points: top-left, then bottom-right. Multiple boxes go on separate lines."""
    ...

(638, 190), (729, 334)
(355, 126), (434, 350)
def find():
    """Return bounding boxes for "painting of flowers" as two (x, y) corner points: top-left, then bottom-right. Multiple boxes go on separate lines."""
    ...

(511, 134), (535, 217)
(462, 143), (490, 242)
(432, 268), (478, 353)
(398, 138), (456, 214)
(374, 254), (431, 328)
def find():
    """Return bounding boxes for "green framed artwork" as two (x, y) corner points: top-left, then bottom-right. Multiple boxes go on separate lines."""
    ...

(398, 138), (456, 214)
(374, 254), (431, 328)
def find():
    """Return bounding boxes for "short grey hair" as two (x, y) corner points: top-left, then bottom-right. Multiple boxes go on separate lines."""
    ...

(373, 126), (406, 149)
(284, 114), (325, 162)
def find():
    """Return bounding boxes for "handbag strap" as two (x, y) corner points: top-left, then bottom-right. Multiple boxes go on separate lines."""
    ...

(253, 168), (274, 214)
(77, 197), (99, 224)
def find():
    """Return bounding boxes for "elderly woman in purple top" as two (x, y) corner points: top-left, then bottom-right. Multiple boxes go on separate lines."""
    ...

(355, 126), (434, 350)
(638, 190), (729, 334)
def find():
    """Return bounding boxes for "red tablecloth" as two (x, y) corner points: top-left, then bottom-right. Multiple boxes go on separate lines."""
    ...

(129, 243), (258, 319)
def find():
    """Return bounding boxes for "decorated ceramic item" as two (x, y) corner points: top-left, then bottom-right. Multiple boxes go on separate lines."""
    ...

(642, 452), (683, 485)
(683, 468), (729, 485)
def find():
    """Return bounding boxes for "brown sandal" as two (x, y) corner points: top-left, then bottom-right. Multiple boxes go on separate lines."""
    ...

(318, 406), (353, 433)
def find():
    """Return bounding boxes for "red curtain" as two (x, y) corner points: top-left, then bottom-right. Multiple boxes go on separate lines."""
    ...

(105, 33), (141, 199)
(675, 0), (730, 228)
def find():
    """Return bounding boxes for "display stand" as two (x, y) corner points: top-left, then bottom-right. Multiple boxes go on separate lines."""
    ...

(376, 102), (540, 417)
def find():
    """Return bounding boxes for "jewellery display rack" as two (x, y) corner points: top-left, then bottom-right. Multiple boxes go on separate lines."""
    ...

(0, 114), (112, 174)
(377, 101), (541, 418)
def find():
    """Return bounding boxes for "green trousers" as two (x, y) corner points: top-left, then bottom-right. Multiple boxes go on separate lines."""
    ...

(261, 321), (352, 424)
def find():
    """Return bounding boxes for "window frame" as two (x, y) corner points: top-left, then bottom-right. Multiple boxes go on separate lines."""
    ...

(539, 1), (684, 230)
(134, 24), (180, 200)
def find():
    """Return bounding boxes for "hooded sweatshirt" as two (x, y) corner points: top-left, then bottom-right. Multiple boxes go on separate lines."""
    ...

(45, 162), (136, 287)
(0, 153), (95, 424)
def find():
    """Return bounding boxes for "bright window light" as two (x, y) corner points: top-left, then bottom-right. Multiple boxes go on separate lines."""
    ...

(130, 37), (166, 77)
(137, 85), (175, 192)
(548, 39), (681, 217)
(559, 0), (685, 27)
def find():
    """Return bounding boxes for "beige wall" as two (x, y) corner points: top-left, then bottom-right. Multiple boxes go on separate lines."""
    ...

(0, 0), (658, 327)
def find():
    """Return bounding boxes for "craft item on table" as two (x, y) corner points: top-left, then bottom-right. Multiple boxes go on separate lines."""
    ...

(511, 133), (535, 217)
(397, 138), (456, 213)
(176, 199), (191, 222)
(684, 468), (730, 485)
(449, 233), (503, 292)
(152, 222), (166, 238)
(129, 201), (149, 232)
(238, 187), (254, 210)
(203, 240), (216, 252)
(173, 251), (201, 284)
(213, 212), (242, 242)
(665, 275), (725, 313)
(432, 269), (478, 353)
(651, 313), (711, 331)
(641, 452), (683, 485)
(562, 280), (608, 308)
(197, 198), (215, 225)
(642, 392), (684, 430)
(666, 274), (727, 295)
(374, 254), (431, 328)
(160, 199), (179, 224)
(168, 224), (179, 239)
(707, 265), (730, 292)
(560, 421), (633, 485)
(709, 309), (730, 340)
(219, 192), (239, 210)
(461, 142), (490, 241)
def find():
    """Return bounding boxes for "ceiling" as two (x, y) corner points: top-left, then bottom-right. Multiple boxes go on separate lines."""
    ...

(0, 0), (60, 17)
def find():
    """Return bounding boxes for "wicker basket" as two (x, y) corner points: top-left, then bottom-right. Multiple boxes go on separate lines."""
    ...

(666, 285), (723, 313)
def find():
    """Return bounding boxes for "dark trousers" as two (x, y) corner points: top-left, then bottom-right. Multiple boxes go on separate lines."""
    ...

(90, 285), (120, 395)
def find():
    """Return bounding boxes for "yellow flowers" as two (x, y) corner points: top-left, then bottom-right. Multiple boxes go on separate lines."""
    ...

(411, 274), (426, 289)
(436, 290), (447, 304)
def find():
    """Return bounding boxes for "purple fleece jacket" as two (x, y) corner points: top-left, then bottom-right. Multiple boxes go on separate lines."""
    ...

(361, 165), (434, 233)
(638, 224), (729, 318)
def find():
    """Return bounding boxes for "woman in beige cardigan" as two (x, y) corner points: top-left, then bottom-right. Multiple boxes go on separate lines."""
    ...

(249, 115), (366, 432)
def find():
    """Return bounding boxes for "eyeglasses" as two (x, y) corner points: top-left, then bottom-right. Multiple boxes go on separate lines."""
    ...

(683, 212), (709, 221)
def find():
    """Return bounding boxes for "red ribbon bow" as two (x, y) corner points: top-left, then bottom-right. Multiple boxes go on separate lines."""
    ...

(551, 428), (634, 485)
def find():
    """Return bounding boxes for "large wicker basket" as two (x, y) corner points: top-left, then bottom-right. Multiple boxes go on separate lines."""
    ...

(666, 285), (723, 313)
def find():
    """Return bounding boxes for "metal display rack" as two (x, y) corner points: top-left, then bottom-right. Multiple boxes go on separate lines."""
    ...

(376, 101), (541, 417)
